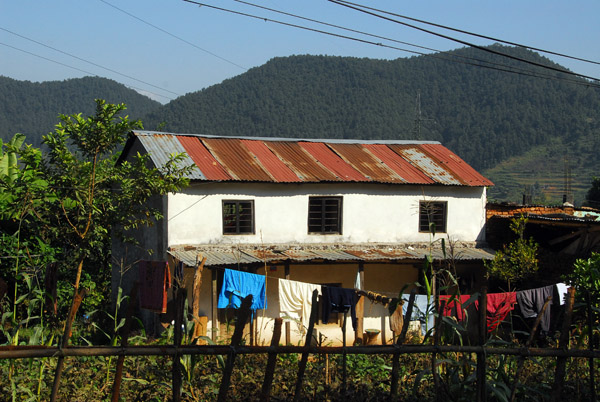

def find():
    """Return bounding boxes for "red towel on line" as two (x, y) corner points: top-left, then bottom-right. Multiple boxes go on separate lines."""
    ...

(138, 260), (171, 313)
(439, 294), (472, 321)
(476, 292), (517, 332)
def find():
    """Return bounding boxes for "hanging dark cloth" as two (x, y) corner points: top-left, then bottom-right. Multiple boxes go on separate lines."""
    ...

(516, 285), (554, 333)
(138, 260), (171, 313)
(321, 286), (359, 330)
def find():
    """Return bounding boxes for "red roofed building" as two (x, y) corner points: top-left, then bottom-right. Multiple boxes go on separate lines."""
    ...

(114, 131), (495, 345)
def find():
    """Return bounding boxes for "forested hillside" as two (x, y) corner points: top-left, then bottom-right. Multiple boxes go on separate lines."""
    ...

(2, 45), (599, 204)
(0, 76), (161, 147)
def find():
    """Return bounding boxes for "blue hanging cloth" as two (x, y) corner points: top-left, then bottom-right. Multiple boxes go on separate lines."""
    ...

(217, 268), (267, 310)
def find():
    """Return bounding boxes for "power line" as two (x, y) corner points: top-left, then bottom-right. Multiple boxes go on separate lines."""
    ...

(0, 26), (181, 98)
(98, 0), (247, 71)
(0, 41), (175, 102)
(328, 0), (600, 82)
(229, 0), (600, 88)
(332, 0), (600, 67)
(180, 0), (600, 89)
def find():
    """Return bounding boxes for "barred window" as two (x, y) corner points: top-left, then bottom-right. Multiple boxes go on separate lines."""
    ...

(222, 200), (254, 234)
(419, 201), (447, 233)
(308, 196), (342, 234)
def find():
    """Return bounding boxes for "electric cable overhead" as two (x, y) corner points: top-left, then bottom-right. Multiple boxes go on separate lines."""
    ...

(228, 0), (599, 88)
(0, 27), (181, 98)
(328, 0), (600, 82)
(332, 0), (600, 67)
(98, 0), (247, 71)
(181, 0), (600, 89)
(0, 41), (176, 102)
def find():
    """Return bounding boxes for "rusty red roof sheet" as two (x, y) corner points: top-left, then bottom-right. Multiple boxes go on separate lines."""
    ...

(265, 141), (339, 182)
(202, 138), (273, 182)
(420, 144), (493, 186)
(300, 142), (369, 182)
(128, 131), (492, 187)
(327, 143), (406, 183)
(241, 139), (301, 183)
(178, 136), (231, 181)
(363, 144), (433, 184)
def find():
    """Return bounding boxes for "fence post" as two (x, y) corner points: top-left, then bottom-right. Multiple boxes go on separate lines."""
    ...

(111, 282), (138, 402)
(477, 287), (488, 402)
(509, 295), (552, 402)
(391, 289), (416, 399)
(550, 287), (575, 402)
(217, 294), (253, 402)
(172, 285), (187, 402)
(293, 289), (319, 402)
(50, 288), (87, 402)
(260, 317), (283, 401)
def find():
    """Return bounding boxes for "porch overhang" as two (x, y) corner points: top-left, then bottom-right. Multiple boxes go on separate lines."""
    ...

(167, 242), (495, 267)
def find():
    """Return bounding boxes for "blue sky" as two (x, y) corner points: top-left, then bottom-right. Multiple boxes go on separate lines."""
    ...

(1, 0), (599, 103)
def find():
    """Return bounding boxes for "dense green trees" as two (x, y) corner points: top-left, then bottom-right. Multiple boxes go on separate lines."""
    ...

(0, 100), (189, 329)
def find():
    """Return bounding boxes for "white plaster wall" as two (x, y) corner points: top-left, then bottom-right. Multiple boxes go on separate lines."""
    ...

(167, 182), (487, 246)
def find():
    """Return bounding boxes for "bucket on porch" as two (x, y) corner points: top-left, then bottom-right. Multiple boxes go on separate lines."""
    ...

(364, 329), (380, 345)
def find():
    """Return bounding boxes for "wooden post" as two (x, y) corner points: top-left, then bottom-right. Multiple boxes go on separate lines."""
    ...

(192, 256), (206, 343)
(355, 263), (365, 345)
(509, 295), (552, 402)
(111, 283), (139, 402)
(172, 285), (186, 402)
(285, 262), (291, 345)
(217, 295), (253, 402)
(293, 289), (319, 402)
(551, 287), (576, 402)
(260, 318), (283, 401)
(212, 267), (218, 342)
(476, 287), (488, 402)
(391, 289), (416, 398)
(50, 288), (87, 402)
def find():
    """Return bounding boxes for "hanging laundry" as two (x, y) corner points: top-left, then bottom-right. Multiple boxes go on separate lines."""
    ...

(402, 294), (435, 335)
(555, 283), (568, 305)
(516, 285), (554, 333)
(138, 260), (171, 313)
(278, 278), (321, 330)
(321, 286), (359, 330)
(389, 299), (405, 334)
(475, 292), (517, 332)
(439, 294), (473, 321)
(218, 269), (266, 310)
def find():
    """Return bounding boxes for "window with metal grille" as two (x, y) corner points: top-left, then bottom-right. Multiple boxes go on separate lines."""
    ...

(222, 200), (254, 234)
(419, 201), (447, 233)
(308, 196), (342, 234)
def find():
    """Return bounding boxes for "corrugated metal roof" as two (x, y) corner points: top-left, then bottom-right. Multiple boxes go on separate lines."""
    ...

(240, 139), (301, 182)
(363, 144), (433, 184)
(265, 141), (339, 182)
(327, 143), (406, 183)
(390, 145), (463, 185)
(168, 243), (495, 267)
(202, 138), (274, 182)
(137, 134), (205, 180)
(299, 142), (369, 182)
(420, 144), (493, 186)
(128, 131), (491, 187)
(178, 136), (229, 180)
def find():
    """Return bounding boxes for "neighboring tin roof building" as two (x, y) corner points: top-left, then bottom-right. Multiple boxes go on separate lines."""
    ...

(121, 131), (493, 187)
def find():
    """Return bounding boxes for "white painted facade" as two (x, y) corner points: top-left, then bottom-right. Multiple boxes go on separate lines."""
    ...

(167, 182), (487, 246)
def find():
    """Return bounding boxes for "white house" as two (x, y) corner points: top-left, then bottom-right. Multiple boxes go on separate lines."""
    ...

(113, 131), (494, 346)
